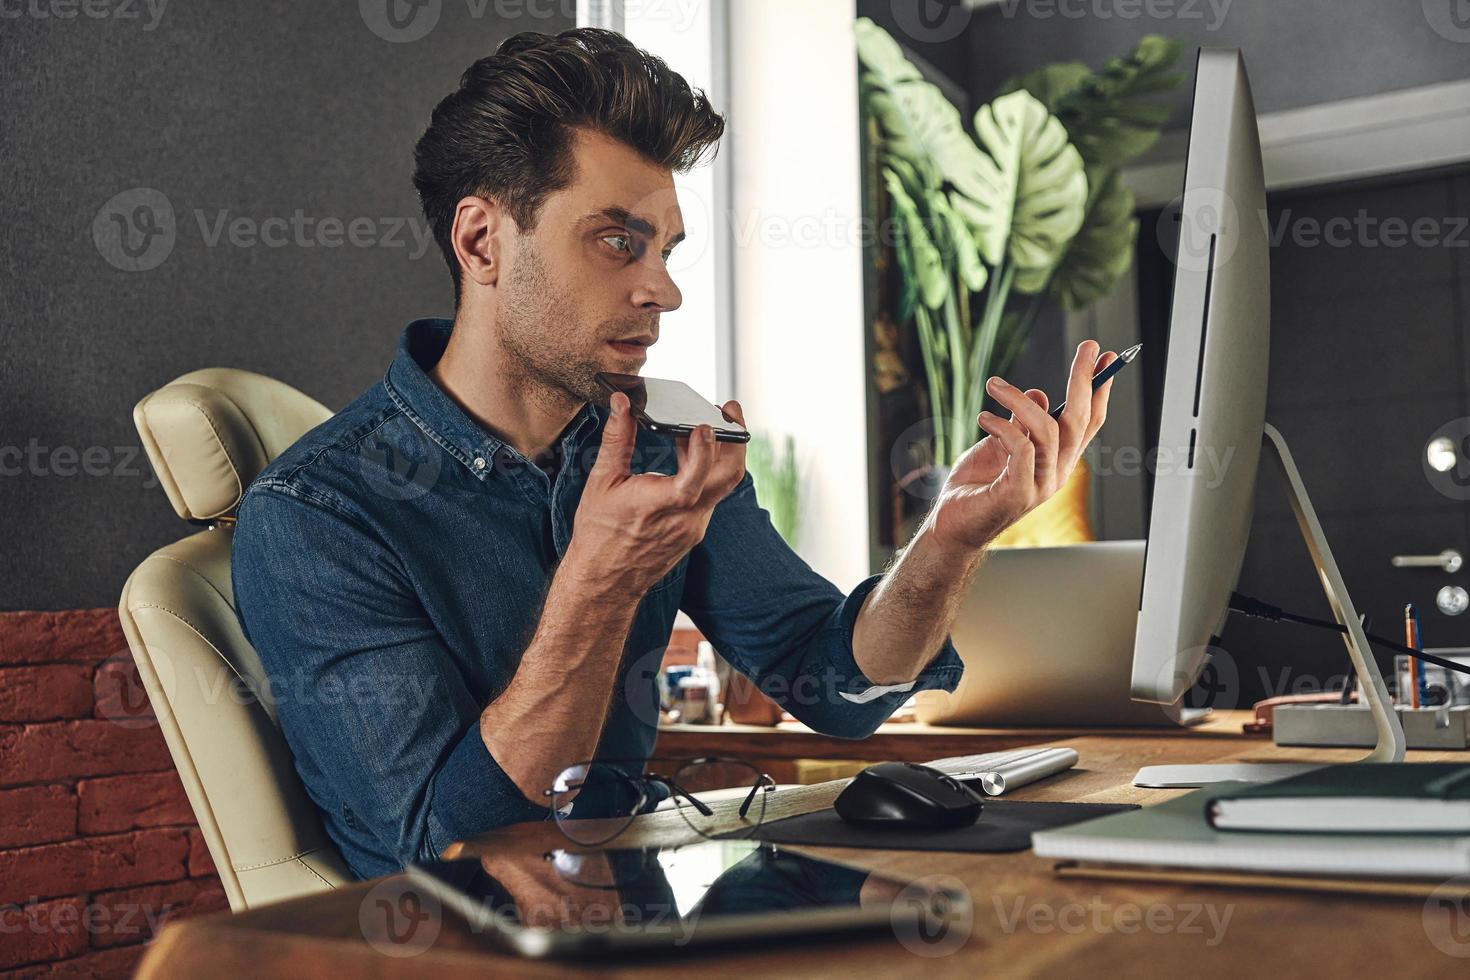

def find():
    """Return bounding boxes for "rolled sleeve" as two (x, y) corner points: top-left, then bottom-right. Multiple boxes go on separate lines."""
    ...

(680, 474), (963, 739)
(423, 722), (548, 860)
(232, 485), (548, 878)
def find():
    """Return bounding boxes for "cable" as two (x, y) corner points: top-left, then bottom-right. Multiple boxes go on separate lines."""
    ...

(1229, 591), (1470, 678)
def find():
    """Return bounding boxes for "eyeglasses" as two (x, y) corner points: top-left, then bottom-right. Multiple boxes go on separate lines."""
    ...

(544, 756), (776, 847)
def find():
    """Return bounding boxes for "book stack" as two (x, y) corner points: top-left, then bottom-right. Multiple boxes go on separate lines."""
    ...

(1032, 764), (1470, 890)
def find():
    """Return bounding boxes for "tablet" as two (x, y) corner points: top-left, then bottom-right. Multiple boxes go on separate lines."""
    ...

(407, 840), (965, 959)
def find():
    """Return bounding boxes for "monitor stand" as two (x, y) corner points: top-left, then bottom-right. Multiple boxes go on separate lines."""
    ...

(1133, 423), (1407, 788)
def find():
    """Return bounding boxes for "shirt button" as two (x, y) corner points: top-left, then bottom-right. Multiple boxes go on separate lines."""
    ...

(472, 456), (486, 471)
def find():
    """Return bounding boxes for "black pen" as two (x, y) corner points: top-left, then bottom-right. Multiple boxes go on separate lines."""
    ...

(1048, 343), (1141, 419)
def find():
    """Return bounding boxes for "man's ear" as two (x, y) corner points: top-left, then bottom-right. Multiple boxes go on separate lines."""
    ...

(450, 194), (504, 289)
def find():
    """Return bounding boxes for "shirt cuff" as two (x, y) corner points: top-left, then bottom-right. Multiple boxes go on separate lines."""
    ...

(772, 573), (963, 738)
(421, 723), (551, 861)
(833, 572), (964, 690)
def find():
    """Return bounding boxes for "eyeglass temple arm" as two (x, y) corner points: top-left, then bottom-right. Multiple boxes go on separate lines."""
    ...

(651, 775), (715, 817)
(738, 774), (776, 819)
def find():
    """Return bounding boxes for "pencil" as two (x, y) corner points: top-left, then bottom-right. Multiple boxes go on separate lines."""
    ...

(1405, 603), (1421, 709)
(1412, 606), (1427, 706)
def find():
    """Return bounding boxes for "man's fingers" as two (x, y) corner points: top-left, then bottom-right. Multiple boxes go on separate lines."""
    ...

(1023, 388), (1048, 413)
(1059, 340), (1099, 456)
(669, 425), (714, 507)
(591, 392), (637, 483)
(714, 399), (749, 495)
(977, 412), (1036, 512)
(986, 376), (1056, 488)
(1085, 351), (1117, 443)
(977, 411), (1033, 469)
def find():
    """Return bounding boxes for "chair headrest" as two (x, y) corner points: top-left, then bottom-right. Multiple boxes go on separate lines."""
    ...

(133, 368), (332, 522)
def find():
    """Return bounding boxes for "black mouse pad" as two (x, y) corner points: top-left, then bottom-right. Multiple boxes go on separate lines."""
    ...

(718, 800), (1139, 853)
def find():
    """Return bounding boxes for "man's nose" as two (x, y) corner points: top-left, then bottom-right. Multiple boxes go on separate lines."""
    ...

(631, 252), (682, 313)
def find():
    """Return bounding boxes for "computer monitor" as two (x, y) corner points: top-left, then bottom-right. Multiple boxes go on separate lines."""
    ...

(1127, 49), (1406, 786)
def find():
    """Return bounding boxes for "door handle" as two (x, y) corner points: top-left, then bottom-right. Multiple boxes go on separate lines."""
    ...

(1391, 549), (1463, 573)
(1438, 586), (1469, 617)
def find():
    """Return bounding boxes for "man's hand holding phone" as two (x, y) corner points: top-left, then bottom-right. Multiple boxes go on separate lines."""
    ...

(565, 391), (747, 601)
(925, 339), (1118, 555)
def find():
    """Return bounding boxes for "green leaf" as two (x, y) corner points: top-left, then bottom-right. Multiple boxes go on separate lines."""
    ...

(747, 432), (801, 546)
(998, 35), (1184, 171)
(991, 310), (1030, 380)
(926, 190), (988, 294)
(863, 79), (966, 193)
(995, 61), (1092, 112)
(883, 168), (949, 310)
(940, 90), (1088, 273)
(856, 19), (972, 193)
(855, 17), (921, 86)
(1048, 169), (1139, 310)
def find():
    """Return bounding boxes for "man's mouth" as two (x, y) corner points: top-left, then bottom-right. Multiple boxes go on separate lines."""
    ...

(608, 335), (655, 359)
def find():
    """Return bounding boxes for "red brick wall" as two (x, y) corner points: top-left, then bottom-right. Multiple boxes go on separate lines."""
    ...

(0, 610), (227, 979)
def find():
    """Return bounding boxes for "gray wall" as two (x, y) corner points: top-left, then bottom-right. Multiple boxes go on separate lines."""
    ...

(964, 0), (1470, 117)
(1, 1), (575, 611)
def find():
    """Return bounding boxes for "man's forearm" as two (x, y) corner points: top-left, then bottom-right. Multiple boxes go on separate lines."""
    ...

(851, 521), (985, 686)
(479, 543), (641, 803)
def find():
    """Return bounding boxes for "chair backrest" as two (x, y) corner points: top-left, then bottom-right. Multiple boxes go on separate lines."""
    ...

(118, 368), (353, 910)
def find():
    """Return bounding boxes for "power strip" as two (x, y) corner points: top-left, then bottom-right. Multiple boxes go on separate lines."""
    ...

(1273, 704), (1470, 750)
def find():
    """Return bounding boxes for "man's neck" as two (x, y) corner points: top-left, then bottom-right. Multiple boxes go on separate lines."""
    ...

(429, 315), (583, 461)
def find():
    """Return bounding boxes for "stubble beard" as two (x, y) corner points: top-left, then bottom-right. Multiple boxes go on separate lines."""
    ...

(496, 239), (606, 412)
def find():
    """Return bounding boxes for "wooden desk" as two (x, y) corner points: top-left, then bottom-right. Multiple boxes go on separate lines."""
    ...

(136, 720), (1470, 979)
(653, 712), (1251, 782)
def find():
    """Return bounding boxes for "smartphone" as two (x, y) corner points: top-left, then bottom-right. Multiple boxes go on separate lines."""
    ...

(594, 373), (750, 443)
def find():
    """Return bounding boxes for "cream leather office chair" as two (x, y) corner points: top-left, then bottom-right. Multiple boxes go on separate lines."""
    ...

(118, 368), (354, 910)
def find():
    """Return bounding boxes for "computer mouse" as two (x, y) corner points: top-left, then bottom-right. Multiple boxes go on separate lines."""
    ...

(833, 762), (984, 830)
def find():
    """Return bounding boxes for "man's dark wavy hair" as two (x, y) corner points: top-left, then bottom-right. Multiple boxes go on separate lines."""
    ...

(412, 28), (725, 304)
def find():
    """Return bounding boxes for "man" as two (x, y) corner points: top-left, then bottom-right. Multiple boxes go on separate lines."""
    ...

(232, 28), (1116, 880)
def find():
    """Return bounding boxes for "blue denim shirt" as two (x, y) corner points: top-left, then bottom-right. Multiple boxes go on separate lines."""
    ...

(231, 318), (963, 879)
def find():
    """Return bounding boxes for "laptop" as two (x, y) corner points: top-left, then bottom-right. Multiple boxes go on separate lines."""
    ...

(914, 540), (1210, 728)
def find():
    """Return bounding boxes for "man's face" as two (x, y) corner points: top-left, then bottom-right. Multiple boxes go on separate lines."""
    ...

(495, 127), (685, 404)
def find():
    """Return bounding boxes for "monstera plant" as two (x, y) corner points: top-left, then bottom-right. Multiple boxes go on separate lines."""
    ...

(857, 19), (1182, 467)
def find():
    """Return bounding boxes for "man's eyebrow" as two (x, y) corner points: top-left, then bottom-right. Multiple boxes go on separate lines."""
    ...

(581, 206), (686, 247)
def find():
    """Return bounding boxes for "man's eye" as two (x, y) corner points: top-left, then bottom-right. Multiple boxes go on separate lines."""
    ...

(602, 234), (632, 253)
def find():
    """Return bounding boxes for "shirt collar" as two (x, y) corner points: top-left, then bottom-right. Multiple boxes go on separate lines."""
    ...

(382, 317), (606, 480)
